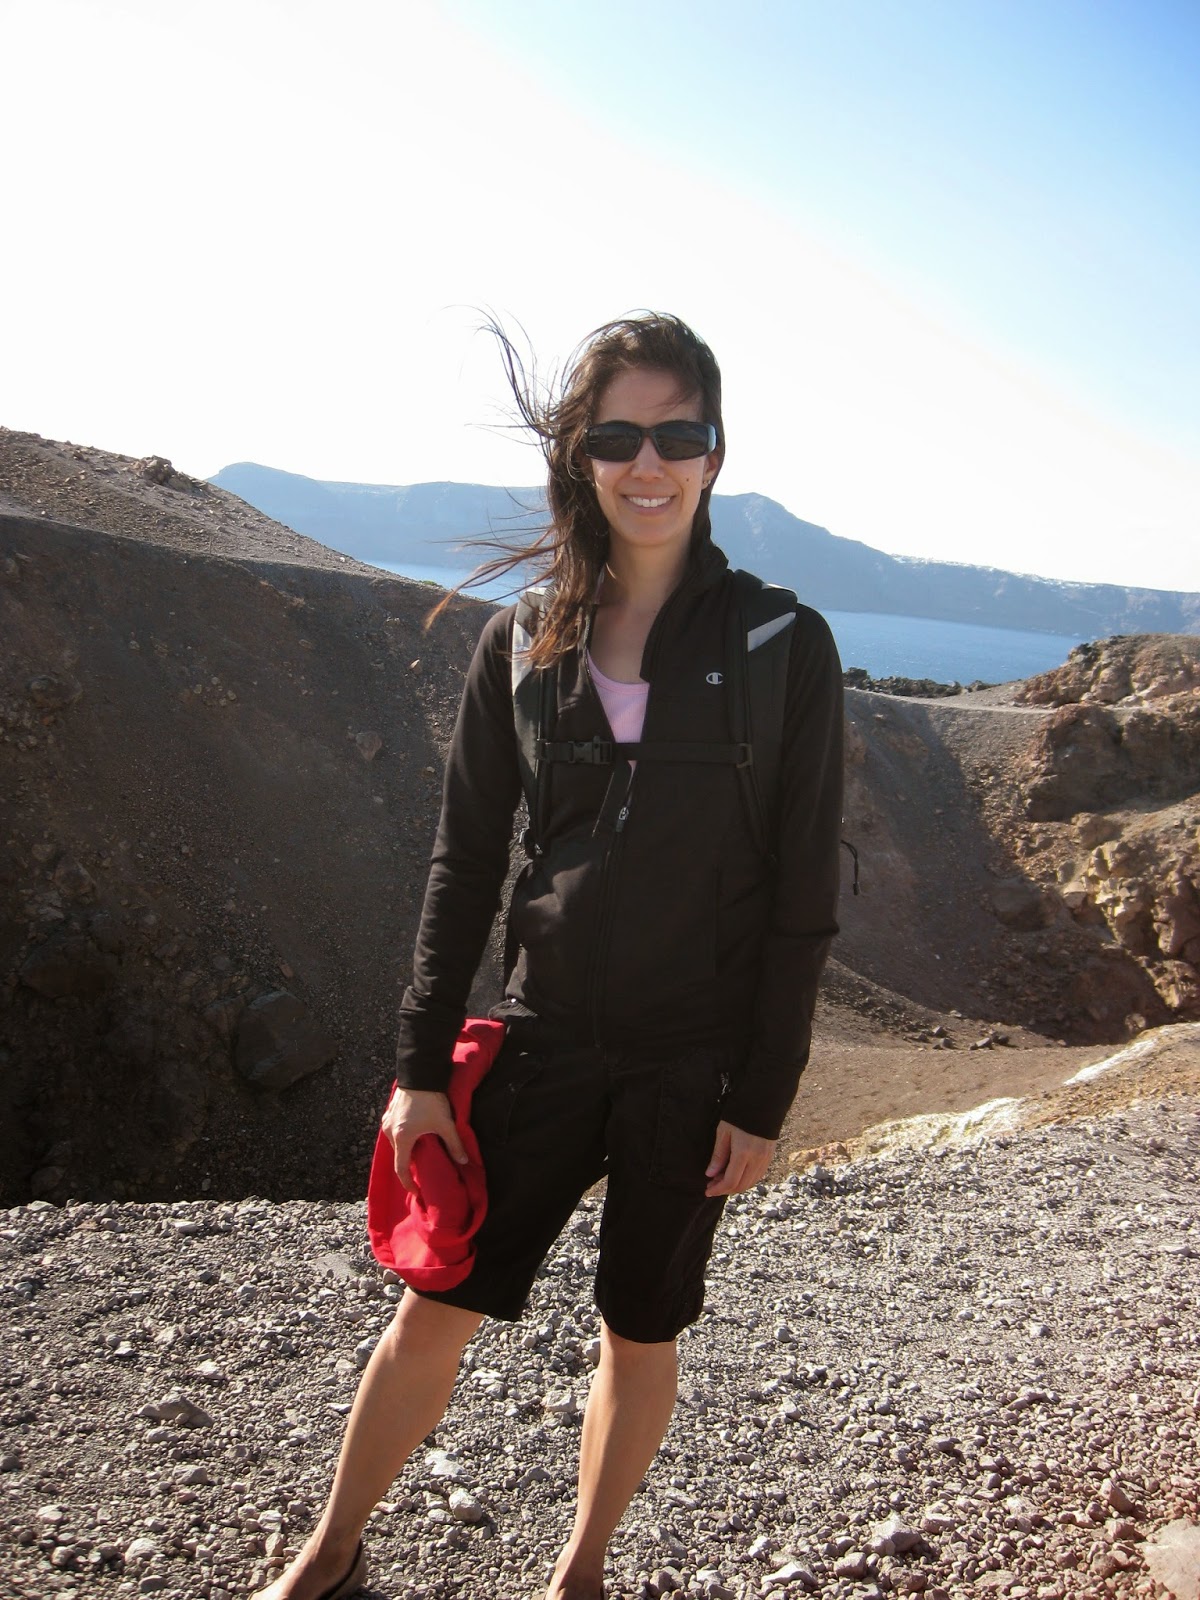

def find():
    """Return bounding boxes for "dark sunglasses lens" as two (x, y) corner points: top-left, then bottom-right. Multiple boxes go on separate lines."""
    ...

(653, 423), (716, 460)
(584, 422), (715, 462)
(583, 425), (642, 462)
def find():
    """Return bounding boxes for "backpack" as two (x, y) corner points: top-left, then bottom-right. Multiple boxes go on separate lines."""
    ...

(509, 569), (858, 893)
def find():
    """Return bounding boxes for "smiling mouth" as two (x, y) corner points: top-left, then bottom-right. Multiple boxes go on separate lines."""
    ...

(627, 496), (672, 508)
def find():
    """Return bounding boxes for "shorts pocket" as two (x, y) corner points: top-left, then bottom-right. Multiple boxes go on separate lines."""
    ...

(469, 1044), (548, 1150)
(648, 1050), (730, 1194)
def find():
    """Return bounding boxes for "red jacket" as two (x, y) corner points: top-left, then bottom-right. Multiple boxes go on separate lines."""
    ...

(367, 1018), (505, 1290)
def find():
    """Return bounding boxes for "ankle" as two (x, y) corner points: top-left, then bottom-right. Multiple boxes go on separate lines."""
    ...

(305, 1525), (361, 1568)
(550, 1544), (605, 1591)
(546, 1576), (605, 1600)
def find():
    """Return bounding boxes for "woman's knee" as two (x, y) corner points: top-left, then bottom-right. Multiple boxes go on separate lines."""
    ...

(600, 1319), (677, 1363)
(389, 1289), (484, 1353)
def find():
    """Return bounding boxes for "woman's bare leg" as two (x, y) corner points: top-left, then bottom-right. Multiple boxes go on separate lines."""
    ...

(545, 1321), (679, 1600)
(250, 1291), (482, 1600)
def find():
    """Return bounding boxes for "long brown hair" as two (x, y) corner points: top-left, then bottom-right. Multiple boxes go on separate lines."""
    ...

(428, 312), (725, 666)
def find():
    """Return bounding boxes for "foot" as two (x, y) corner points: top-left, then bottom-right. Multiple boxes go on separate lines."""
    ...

(544, 1557), (604, 1600)
(249, 1536), (365, 1600)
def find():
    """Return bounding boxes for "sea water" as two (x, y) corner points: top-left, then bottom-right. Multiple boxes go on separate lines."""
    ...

(823, 610), (1082, 684)
(380, 562), (1082, 684)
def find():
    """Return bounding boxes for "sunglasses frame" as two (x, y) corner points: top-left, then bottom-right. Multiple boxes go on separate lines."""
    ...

(581, 420), (719, 464)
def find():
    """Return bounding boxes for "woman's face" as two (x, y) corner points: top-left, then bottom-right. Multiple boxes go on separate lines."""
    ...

(586, 366), (720, 565)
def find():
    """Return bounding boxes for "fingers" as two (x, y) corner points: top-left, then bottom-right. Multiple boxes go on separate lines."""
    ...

(705, 1121), (777, 1197)
(391, 1136), (417, 1194)
(387, 1116), (419, 1194)
(705, 1121), (736, 1197)
(705, 1123), (731, 1181)
(383, 1088), (470, 1194)
(439, 1122), (469, 1167)
(706, 1153), (750, 1197)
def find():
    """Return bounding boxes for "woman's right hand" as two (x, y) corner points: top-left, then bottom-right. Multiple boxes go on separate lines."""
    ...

(383, 1087), (469, 1193)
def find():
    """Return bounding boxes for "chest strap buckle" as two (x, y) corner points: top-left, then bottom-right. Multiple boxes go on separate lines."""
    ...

(535, 736), (615, 765)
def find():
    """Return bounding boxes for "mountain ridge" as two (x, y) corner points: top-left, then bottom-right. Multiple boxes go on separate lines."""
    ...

(210, 461), (1200, 638)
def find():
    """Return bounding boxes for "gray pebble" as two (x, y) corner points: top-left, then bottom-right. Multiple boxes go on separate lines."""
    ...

(447, 1488), (486, 1524)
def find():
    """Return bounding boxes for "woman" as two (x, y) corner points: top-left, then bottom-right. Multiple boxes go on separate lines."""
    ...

(253, 313), (843, 1600)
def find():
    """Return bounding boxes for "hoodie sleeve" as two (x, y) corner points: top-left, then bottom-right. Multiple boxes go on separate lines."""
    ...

(719, 604), (844, 1139)
(393, 606), (522, 1093)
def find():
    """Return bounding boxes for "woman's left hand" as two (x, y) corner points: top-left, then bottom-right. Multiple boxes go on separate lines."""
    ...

(704, 1119), (777, 1197)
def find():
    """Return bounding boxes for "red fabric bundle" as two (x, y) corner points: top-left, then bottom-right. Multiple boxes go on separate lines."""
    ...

(366, 1018), (505, 1291)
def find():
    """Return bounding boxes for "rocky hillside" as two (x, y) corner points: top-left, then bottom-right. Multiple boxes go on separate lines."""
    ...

(1018, 636), (1200, 709)
(0, 434), (498, 1208)
(3, 427), (1200, 1214)
(1001, 639), (1200, 1022)
(836, 653), (1200, 1039)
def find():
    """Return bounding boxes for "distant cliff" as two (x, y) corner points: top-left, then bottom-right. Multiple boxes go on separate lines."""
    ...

(210, 463), (1200, 639)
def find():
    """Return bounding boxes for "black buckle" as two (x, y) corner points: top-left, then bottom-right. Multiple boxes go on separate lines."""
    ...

(734, 743), (753, 768)
(536, 736), (614, 765)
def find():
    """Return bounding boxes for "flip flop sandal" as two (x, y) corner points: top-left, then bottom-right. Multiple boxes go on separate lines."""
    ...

(316, 1543), (367, 1600)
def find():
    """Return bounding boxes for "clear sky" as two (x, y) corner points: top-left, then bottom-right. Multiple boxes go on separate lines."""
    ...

(3, 0), (1197, 591)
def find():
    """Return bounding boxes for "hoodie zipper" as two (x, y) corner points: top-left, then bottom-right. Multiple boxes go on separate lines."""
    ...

(582, 624), (634, 1045)
(588, 767), (635, 1045)
(582, 565), (698, 1044)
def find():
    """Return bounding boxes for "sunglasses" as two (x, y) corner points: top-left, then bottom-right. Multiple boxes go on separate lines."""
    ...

(582, 420), (718, 463)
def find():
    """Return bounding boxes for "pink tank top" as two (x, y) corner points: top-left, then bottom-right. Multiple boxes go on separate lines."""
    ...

(588, 653), (648, 745)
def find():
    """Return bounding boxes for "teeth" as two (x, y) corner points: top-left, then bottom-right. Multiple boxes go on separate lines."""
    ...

(629, 496), (670, 507)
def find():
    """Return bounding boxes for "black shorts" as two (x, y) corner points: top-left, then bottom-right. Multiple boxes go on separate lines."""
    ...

(416, 1022), (731, 1343)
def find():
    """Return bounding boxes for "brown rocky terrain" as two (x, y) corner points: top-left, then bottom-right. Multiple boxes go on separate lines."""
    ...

(3, 426), (1200, 1212)
(1, 430), (496, 1207)
(2, 1091), (1197, 1600)
(1004, 639), (1200, 1023)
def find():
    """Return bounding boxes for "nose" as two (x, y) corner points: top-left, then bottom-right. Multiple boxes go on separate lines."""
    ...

(629, 433), (666, 475)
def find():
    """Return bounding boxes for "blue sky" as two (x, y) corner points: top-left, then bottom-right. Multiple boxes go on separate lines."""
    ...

(2, 0), (1197, 591)
(455, 0), (1199, 454)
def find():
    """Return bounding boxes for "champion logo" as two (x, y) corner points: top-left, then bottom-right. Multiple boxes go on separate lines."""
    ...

(705, 671), (723, 685)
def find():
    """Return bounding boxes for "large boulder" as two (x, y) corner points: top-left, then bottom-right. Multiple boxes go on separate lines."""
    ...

(1021, 702), (1200, 821)
(991, 877), (1057, 932)
(18, 931), (115, 1000)
(1154, 870), (1200, 965)
(234, 990), (338, 1091)
(1022, 705), (1125, 820)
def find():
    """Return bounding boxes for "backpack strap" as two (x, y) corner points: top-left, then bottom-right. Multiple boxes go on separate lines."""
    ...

(731, 569), (860, 894)
(513, 573), (798, 859)
(511, 587), (554, 854)
(521, 575), (751, 785)
(536, 736), (751, 767)
(730, 568), (798, 865)
(510, 572), (859, 891)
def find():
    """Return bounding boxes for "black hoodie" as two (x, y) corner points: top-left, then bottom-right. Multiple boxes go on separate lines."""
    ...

(394, 541), (844, 1140)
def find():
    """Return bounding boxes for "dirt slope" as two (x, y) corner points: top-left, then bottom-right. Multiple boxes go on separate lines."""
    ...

(836, 686), (1185, 1040)
(0, 428), (386, 575)
(1, 499), (495, 1204)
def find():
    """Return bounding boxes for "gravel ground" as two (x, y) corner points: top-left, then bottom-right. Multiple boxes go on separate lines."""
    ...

(2, 1097), (1198, 1600)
